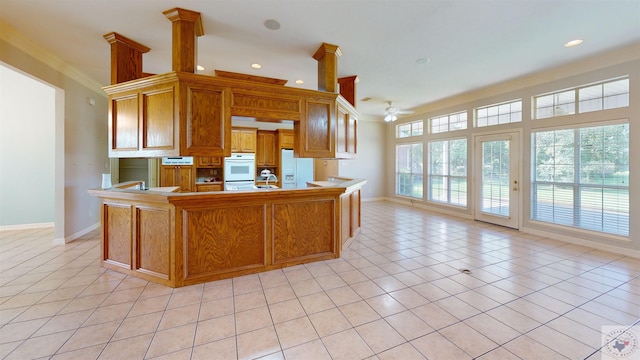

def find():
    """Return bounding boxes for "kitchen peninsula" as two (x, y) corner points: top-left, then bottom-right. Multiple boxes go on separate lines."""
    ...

(89, 178), (365, 287)
(91, 7), (364, 287)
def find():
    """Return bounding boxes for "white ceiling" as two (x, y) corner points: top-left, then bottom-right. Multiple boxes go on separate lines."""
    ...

(2, 0), (639, 120)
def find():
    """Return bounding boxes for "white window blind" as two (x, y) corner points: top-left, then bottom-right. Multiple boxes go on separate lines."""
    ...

(396, 143), (423, 198)
(531, 123), (629, 236)
(428, 139), (467, 206)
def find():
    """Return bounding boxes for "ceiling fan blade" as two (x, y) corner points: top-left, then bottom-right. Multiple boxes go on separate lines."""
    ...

(397, 110), (414, 114)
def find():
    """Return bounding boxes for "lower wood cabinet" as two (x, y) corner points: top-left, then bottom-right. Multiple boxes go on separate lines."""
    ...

(160, 165), (194, 192)
(196, 183), (223, 192)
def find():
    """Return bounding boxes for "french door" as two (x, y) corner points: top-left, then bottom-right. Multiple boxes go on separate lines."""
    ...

(474, 132), (520, 229)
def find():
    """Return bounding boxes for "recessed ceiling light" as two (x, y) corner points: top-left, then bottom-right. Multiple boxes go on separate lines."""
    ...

(295, 79), (304, 84)
(416, 58), (431, 64)
(564, 39), (583, 47)
(196, 65), (205, 71)
(264, 19), (281, 30)
(251, 63), (262, 69)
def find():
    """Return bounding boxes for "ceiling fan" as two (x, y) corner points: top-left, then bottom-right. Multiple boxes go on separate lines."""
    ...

(384, 101), (414, 122)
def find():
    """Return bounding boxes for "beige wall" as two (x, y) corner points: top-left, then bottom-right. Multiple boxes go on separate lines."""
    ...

(0, 25), (109, 242)
(385, 44), (640, 256)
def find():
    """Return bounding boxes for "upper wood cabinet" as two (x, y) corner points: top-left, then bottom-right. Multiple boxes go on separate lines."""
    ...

(277, 129), (294, 149)
(257, 130), (276, 166)
(104, 72), (231, 158)
(196, 156), (222, 167)
(231, 128), (257, 153)
(335, 96), (357, 159)
(104, 72), (356, 160)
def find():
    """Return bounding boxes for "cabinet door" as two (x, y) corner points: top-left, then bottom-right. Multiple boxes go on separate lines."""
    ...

(264, 133), (276, 165)
(182, 84), (231, 157)
(278, 129), (294, 149)
(196, 156), (222, 167)
(160, 166), (178, 187)
(257, 131), (276, 166)
(240, 130), (257, 153)
(296, 97), (335, 158)
(231, 130), (240, 153)
(178, 167), (194, 192)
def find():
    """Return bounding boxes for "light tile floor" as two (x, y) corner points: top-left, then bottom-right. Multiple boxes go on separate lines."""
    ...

(1, 201), (639, 359)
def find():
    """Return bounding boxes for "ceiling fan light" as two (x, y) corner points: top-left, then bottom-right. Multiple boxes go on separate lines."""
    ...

(384, 114), (397, 122)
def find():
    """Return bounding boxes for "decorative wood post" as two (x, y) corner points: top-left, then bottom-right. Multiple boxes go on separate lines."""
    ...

(313, 43), (342, 93)
(163, 7), (204, 73)
(103, 32), (150, 85)
(338, 75), (359, 107)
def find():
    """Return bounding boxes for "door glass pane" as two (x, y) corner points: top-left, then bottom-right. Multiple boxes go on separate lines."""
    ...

(481, 140), (510, 216)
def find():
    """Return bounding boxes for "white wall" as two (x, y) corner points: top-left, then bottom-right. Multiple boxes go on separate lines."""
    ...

(0, 64), (55, 227)
(1, 23), (109, 243)
(338, 117), (386, 199)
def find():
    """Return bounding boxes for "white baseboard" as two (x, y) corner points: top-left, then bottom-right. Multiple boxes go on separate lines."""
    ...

(0, 222), (54, 231)
(53, 222), (100, 245)
(521, 226), (640, 259)
(362, 197), (386, 202)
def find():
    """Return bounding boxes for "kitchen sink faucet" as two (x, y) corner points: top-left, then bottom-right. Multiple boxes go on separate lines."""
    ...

(265, 173), (278, 188)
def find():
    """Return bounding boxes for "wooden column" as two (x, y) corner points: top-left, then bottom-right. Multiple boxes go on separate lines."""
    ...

(312, 43), (342, 93)
(163, 7), (204, 73)
(103, 32), (150, 85)
(338, 75), (359, 107)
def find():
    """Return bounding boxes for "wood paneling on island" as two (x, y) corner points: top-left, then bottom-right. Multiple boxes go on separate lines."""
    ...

(90, 179), (365, 287)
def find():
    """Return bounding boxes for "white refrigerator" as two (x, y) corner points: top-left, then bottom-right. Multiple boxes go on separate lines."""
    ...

(281, 149), (314, 189)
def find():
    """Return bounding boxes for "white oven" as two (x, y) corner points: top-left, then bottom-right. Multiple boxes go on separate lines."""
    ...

(224, 153), (255, 190)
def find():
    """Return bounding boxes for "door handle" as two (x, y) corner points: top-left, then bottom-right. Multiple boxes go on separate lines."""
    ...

(513, 180), (518, 191)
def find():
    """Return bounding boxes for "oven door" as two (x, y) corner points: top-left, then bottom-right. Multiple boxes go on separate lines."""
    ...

(224, 155), (255, 182)
(224, 180), (256, 191)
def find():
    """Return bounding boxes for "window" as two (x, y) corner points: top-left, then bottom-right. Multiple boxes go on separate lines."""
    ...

(476, 100), (522, 127)
(531, 122), (629, 236)
(430, 111), (467, 133)
(534, 90), (575, 119)
(396, 143), (423, 198)
(579, 78), (629, 113)
(397, 120), (423, 138)
(534, 77), (629, 119)
(428, 138), (467, 206)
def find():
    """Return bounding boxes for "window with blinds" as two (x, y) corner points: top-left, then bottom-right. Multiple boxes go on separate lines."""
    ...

(430, 111), (467, 133)
(476, 100), (522, 127)
(397, 120), (424, 138)
(396, 143), (423, 198)
(428, 138), (467, 206)
(531, 122), (629, 236)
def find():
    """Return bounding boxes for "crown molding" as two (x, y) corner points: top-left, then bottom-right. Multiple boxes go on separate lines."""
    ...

(0, 20), (105, 95)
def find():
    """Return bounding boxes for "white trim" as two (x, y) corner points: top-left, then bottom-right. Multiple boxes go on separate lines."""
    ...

(384, 196), (474, 220)
(0, 20), (105, 95)
(362, 197), (386, 202)
(521, 226), (640, 259)
(53, 222), (99, 245)
(0, 222), (54, 231)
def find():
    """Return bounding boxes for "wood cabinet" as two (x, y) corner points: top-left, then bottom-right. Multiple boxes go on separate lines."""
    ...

(104, 73), (232, 158)
(257, 131), (277, 166)
(196, 156), (222, 167)
(335, 97), (357, 159)
(277, 129), (294, 149)
(160, 165), (194, 192)
(196, 183), (223, 192)
(231, 128), (257, 153)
